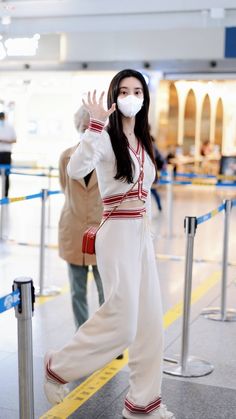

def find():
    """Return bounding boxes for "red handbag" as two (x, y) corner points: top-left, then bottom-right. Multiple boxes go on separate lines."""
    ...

(82, 147), (144, 255)
(82, 226), (99, 255)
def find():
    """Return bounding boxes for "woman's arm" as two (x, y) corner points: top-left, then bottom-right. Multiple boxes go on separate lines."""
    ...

(67, 91), (116, 180)
(67, 121), (110, 179)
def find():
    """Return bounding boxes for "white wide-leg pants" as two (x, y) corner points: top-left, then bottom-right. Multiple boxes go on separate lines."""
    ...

(49, 214), (164, 412)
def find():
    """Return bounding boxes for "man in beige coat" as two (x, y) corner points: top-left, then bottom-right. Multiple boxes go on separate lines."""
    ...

(58, 106), (104, 329)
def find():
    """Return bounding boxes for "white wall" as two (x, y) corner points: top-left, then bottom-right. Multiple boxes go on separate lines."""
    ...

(64, 28), (225, 62)
(1, 71), (115, 166)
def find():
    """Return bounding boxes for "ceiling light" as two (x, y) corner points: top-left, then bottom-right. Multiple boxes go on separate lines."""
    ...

(5, 36), (40, 56)
(1, 15), (11, 25)
(210, 8), (225, 19)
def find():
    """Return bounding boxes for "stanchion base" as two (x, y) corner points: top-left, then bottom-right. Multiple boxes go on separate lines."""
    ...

(163, 355), (214, 377)
(201, 307), (236, 321)
(35, 286), (61, 297)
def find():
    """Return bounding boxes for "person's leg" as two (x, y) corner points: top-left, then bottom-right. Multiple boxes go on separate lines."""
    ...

(124, 226), (166, 416)
(92, 264), (124, 360)
(45, 218), (142, 384)
(0, 153), (3, 196)
(67, 264), (88, 329)
(5, 153), (11, 198)
(0, 152), (11, 197)
(151, 188), (162, 211)
(92, 265), (105, 306)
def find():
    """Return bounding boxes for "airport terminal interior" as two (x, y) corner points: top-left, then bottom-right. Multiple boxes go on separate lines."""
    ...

(0, 1), (236, 419)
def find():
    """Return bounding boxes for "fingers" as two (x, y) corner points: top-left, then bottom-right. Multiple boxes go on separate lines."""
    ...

(87, 91), (92, 106)
(81, 92), (116, 120)
(92, 89), (97, 103)
(92, 90), (105, 105)
(83, 90), (97, 113)
(107, 103), (116, 116)
(82, 98), (89, 111)
(85, 90), (104, 105)
(98, 91), (105, 104)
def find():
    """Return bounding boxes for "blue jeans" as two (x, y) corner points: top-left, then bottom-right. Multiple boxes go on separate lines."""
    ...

(68, 264), (104, 329)
(0, 152), (11, 197)
(151, 188), (162, 211)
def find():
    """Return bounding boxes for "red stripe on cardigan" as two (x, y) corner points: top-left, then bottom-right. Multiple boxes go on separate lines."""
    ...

(103, 189), (148, 205)
(103, 208), (146, 219)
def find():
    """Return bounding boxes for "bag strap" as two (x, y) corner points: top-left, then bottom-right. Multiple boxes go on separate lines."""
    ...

(97, 145), (145, 232)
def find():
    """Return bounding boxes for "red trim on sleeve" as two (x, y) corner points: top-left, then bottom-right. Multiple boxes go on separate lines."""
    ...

(46, 359), (68, 385)
(88, 119), (105, 133)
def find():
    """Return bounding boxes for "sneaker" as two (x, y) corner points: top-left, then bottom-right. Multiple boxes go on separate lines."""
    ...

(44, 378), (69, 405)
(122, 404), (175, 419)
(44, 351), (69, 405)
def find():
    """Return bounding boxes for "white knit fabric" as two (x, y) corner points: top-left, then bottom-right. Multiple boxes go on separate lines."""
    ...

(48, 216), (164, 410)
(0, 121), (16, 152)
(67, 129), (155, 220)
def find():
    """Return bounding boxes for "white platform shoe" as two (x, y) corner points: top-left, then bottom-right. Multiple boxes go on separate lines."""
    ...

(44, 351), (69, 405)
(44, 378), (69, 405)
(122, 404), (175, 419)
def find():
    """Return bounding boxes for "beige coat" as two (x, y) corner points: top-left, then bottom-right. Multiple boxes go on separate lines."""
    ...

(58, 145), (103, 266)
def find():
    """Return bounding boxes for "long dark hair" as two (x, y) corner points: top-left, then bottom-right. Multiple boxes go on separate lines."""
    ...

(107, 69), (156, 183)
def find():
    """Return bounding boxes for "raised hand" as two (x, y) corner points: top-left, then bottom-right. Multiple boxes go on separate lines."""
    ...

(82, 90), (116, 123)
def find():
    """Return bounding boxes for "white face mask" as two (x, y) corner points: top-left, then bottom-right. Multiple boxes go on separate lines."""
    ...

(117, 95), (143, 118)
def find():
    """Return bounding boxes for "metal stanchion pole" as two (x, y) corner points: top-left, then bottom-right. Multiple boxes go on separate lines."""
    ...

(0, 167), (6, 240)
(166, 165), (173, 238)
(0, 167), (5, 197)
(47, 167), (52, 228)
(36, 188), (60, 296)
(164, 216), (214, 377)
(13, 277), (35, 419)
(202, 200), (236, 321)
(39, 188), (47, 295)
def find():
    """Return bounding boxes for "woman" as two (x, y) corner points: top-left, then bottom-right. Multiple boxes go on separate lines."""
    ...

(44, 69), (175, 419)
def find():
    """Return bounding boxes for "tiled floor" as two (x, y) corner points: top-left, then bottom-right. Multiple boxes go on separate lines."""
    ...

(0, 174), (236, 418)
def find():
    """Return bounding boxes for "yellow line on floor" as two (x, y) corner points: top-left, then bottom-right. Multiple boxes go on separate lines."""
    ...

(36, 285), (69, 306)
(40, 351), (129, 419)
(40, 270), (221, 419)
(36, 271), (93, 306)
(164, 271), (221, 328)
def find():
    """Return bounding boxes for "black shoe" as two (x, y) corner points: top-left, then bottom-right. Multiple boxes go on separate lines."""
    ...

(116, 354), (124, 360)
